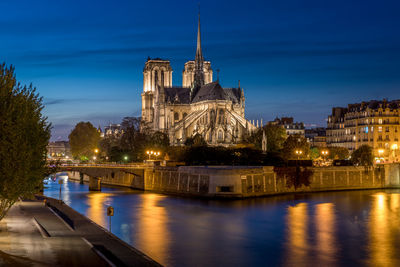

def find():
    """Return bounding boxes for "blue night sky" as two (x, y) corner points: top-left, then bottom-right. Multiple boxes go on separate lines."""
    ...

(0, 0), (399, 140)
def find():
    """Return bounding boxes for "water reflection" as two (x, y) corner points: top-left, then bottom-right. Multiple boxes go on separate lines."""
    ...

(285, 203), (309, 266)
(136, 194), (170, 264)
(368, 193), (400, 266)
(87, 192), (114, 227)
(315, 203), (337, 265)
(43, 179), (400, 267)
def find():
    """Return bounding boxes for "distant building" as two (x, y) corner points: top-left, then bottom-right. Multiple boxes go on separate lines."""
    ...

(270, 117), (305, 137)
(101, 124), (124, 138)
(327, 99), (400, 162)
(47, 141), (71, 160)
(305, 128), (326, 147)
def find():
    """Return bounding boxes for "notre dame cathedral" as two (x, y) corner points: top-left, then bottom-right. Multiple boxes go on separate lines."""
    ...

(141, 14), (255, 146)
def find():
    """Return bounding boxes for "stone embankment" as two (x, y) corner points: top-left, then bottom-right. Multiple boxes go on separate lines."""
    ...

(36, 196), (161, 267)
(65, 164), (400, 198)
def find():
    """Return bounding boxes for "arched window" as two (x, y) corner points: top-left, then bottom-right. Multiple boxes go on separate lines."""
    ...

(218, 130), (223, 140)
(174, 112), (179, 121)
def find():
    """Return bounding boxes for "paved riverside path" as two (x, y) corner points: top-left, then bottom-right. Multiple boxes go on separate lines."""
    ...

(0, 199), (161, 266)
(0, 200), (107, 266)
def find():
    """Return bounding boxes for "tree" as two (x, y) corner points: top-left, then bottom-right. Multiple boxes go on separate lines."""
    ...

(310, 147), (320, 160)
(328, 147), (349, 160)
(246, 124), (286, 152)
(281, 134), (310, 160)
(351, 145), (373, 166)
(147, 131), (169, 149)
(121, 116), (141, 132)
(0, 64), (50, 220)
(68, 122), (100, 160)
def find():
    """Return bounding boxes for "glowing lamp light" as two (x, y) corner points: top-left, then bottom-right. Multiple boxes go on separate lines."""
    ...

(391, 144), (398, 150)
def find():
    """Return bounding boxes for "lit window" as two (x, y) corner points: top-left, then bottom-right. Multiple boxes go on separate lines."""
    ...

(378, 127), (382, 132)
(365, 127), (369, 133)
(379, 119), (382, 124)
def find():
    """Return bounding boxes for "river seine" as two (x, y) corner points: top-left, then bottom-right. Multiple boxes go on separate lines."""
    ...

(44, 176), (400, 266)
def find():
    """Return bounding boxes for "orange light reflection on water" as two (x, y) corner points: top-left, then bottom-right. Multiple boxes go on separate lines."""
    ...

(315, 203), (337, 265)
(368, 193), (400, 267)
(285, 202), (309, 266)
(136, 194), (170, 265)
(86, 192), (114, 227)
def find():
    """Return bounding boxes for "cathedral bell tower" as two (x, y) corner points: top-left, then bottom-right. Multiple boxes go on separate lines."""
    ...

(141, 58), (172, 125)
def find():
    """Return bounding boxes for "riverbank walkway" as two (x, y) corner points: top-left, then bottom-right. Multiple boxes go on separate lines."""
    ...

(0, 199), (160, 266)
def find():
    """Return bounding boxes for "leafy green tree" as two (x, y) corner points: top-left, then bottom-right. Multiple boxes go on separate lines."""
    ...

(351, 145), (373, 166)
(147, 131), (169, 149)
(328, 147), (350, 160)
(310, 147), (320, 160)
(282, 134), (310, 160)
(0, 64), (50, 220)
(246, 124), (287, 152)
(68, 122), (100, 160)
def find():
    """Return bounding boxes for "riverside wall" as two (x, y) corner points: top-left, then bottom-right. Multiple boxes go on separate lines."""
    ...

(66, 164), (400, 198)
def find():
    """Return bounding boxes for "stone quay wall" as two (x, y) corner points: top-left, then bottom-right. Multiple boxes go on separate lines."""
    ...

(66, 164), (400, 198)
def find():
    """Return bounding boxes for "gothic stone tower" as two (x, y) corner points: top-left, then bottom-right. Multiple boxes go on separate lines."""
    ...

(141, 59), (172, 126)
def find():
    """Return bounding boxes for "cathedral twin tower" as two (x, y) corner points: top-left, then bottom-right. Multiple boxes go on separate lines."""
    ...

(141, 13), (254, 146)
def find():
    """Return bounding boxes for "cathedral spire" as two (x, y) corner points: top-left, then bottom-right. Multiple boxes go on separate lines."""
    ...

(195, 9), (203, 65)
(192, 8), (205, 93)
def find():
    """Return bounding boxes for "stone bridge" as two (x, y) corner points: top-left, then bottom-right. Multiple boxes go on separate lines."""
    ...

(59, 164), (151, 191)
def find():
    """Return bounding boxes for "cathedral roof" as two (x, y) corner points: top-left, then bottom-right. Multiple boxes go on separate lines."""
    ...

(192, 82), (226, 103)
(223, 88), (242, 104)
(164, 87), (191, 104)
(163, 82), (241, 104)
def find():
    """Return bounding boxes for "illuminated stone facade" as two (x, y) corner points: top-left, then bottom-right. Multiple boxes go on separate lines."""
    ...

(327, 100), (400, 162)
(141, 15), (255, 146)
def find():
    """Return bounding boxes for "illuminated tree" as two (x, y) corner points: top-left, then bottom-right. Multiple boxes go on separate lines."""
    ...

(281, 134), (310, 160)
(246, 124), (286, 152)
(68, 122), (100, 161)
(0, 64), (50, 220)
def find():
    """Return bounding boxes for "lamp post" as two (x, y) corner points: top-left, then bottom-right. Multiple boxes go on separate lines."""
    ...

(321, 149), (329, 165)
(93, 148), (99, 163)
(295, 149), (303, 160)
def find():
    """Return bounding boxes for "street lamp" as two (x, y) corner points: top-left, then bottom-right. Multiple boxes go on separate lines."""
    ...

(94, 148), (99, 154)
(321, 149), (329, 166)
(295, 149), (303, 160)
(123, 155), (128, 162)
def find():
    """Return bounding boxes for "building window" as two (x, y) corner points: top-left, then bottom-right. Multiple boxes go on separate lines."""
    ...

(386, 127), (389, 132)
(218, 130), (223, 141)
(174, 112), (179, 121)
(379, 119), (382, 124)
(183, 113), (187, 119)
(378, 127), (382, 132)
